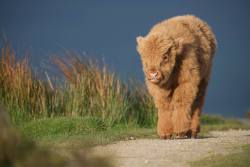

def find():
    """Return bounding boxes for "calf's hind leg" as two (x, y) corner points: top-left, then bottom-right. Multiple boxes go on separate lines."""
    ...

(189, 79), (208, 138)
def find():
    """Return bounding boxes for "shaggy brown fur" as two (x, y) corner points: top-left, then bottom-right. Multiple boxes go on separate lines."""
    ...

(136, 15), (217, 139)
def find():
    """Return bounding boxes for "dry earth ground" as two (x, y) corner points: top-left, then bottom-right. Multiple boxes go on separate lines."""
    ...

(91, 130), (250, 167)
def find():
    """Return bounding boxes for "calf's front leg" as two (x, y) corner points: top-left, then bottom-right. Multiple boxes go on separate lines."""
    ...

(171, 80), (199, 138)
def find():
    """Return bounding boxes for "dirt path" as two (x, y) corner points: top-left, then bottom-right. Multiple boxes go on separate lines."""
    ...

(91, 130), (250, 167)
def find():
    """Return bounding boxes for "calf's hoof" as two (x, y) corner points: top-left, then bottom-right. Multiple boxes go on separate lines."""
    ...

(160, 134), (172, 140)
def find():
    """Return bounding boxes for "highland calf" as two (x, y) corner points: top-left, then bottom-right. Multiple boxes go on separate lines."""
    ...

(136, 15), (217, 139)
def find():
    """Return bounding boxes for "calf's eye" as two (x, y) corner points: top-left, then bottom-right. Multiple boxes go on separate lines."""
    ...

(160, 55), (169, 67)
(163, 56), (168, 61)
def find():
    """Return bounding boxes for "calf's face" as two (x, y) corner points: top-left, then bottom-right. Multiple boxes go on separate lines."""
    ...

(136, 35), (183, 85)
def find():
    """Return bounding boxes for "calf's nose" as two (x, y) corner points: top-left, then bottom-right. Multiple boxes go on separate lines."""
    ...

(150, 71), (158, 78)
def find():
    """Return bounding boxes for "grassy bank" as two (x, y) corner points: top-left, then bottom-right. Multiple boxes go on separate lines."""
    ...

(17, 114), (248, 151)
(1, 46), (249, 167)
(0, 105), (112, 167)
(200, 115), (248, 136)
(19, 117), (155, 148)
(190, 144), (250, 167)
(0, 46), (249, 149)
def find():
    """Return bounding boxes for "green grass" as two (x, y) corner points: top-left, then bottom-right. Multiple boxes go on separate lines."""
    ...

(18, 117), (156, 148)
(190, 144), (250, 167)
(0, 106), (112, 167)
(200, 114), (249, 136)
(16, 114), (249, 152)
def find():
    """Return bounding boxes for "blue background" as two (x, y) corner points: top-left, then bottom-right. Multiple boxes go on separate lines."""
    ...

(0, 0), (250, 117)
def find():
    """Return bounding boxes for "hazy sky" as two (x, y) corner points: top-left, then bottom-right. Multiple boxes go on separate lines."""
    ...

(0, 0), (250, 117)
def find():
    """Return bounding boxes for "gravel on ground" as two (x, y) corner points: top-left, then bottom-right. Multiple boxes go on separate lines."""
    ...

(91, 130), (250, 167)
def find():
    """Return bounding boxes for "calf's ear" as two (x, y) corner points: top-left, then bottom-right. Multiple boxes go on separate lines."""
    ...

(136, 36), (144, 46)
